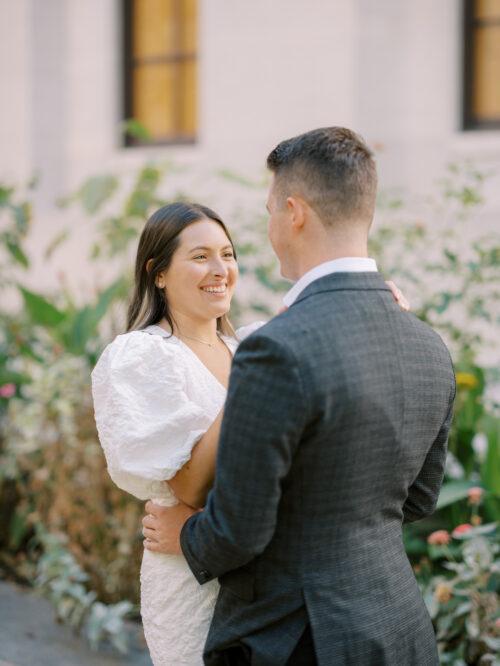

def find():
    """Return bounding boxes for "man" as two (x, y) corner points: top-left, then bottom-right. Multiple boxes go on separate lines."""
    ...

(142, 127), (455, 665)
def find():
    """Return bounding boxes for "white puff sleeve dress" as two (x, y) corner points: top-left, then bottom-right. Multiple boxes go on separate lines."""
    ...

(91, 323), (263, 666)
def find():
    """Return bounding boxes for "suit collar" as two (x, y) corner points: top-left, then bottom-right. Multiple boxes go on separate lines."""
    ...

(283, 257), (378, 307)
(291, 271), (391, 306)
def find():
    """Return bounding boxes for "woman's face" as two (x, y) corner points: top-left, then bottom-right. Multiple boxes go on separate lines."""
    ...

(160, 219), (238, 323)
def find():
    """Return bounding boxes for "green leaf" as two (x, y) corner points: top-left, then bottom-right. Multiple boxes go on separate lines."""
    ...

(122, 118), (152, 142)
(12, 202), (31, 233)
(452, 602), (471, 618)
(444, 249), (458, 266)
(8, 507), (32, 549)
(19, 287), (67, 327)
(124, 165), (162, 218)
(436, 480), (476, 509)
(93, 277), (128, 319)
(79, 175), (118, 214)
(64, 277), (127, 353)
(0, 186), (13, 206)
(27, 173), (39, 190)
(434, 292), (455, 314)
(5, 238), (29, 268)
(44, 229), (70, 261)
(483, 637), (500, 652)
(481, 414), (500, 494)
(462, 522), (497, 537)
(450, 523), (497, 544)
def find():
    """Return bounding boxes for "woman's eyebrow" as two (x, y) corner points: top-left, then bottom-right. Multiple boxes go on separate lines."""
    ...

(188, 244), (233, 252)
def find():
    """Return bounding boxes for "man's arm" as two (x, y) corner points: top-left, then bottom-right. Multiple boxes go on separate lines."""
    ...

(180, 331), (308, 584)
(403, 383), (456, 523)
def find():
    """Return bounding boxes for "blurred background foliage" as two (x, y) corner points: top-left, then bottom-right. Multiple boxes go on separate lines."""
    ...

(0, 160), (499, 663)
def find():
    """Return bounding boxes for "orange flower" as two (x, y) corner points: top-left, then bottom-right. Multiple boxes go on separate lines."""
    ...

(467, 486), (483, 505)
(434, 583), (453, 604)
(427, 530), (451, 546)
(452, 523), (472, 538)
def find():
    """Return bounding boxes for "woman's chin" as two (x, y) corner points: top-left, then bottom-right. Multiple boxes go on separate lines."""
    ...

(214, 305), (231, 319)
(199, 302), (231, 320)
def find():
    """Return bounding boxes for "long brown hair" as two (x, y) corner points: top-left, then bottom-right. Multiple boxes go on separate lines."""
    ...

(126, 202), (237, 335)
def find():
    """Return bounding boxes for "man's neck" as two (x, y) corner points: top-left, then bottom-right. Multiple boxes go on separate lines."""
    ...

(282, 253), (378, 308)
(293, 244), (369, 282)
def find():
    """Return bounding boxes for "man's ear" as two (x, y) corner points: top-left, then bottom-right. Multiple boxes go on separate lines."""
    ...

(286, 196), (306, 232)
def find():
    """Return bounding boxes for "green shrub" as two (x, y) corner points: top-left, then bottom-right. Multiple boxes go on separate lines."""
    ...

(0, 159), (499, 661)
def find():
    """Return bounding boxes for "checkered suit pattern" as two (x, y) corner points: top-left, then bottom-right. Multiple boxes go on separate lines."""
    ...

(181, 272), (455, 666)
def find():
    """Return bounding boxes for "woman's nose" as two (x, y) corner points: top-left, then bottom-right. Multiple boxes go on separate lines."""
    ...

(210, 258), (228, 277)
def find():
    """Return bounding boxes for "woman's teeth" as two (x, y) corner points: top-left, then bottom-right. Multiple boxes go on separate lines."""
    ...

(201, 285), (226, 294)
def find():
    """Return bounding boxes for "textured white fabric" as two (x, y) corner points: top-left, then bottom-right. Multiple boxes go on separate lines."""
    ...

(91, 321), (264, 666)
(282, 256), (378, 307)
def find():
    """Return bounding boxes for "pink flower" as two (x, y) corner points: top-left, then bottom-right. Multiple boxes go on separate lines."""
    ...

(0, 383), (15, 398)
(467, 487), (483, 505)
(452, 523), (473, 538)
(427, 530), (451, 546)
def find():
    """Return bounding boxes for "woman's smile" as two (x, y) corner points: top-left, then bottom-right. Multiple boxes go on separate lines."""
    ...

(200, 283), (228, 296)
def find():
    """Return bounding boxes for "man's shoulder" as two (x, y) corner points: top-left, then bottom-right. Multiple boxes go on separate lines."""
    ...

(234, 308), (311, 362)
(406, 313), (455, 368)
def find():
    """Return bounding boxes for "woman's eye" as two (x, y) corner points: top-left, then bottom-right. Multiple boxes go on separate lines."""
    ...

(193, 255), (207, 260)
(223, 252), (234, 259)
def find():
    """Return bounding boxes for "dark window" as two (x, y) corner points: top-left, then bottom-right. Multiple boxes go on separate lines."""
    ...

(464, 0), (500, 129)
(123, 0), (197, 146)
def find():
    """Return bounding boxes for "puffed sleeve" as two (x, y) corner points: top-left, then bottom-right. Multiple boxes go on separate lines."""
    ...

(91, 331), (213, 500)
(235, 320), (267, 341)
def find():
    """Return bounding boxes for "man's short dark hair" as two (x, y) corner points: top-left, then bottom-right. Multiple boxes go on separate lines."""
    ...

(266, 127), (377, 226)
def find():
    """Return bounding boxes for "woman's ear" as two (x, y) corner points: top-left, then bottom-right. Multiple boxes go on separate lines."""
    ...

(146, 259), (165, 289)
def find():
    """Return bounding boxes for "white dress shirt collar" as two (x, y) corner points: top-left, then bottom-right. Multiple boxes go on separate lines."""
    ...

(283, 257), (378, 307)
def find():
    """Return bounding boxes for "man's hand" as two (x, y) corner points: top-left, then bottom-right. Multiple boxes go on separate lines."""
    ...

(142, 500), (199, 555)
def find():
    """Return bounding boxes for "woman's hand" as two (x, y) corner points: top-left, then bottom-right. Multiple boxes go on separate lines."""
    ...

(386, 280), (410, 311)
(142, 500), (200, 555)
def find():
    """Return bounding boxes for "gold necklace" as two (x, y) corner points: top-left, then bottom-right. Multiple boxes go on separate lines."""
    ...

(179, 333), (218, 348)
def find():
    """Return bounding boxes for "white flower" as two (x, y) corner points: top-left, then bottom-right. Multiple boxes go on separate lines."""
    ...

(471, 433), (488, 462)
(445, 451), (464, 479)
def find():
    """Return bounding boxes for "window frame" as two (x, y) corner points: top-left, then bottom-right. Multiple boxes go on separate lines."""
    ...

(122, 0), (198, 147)
(463, 0), (500, 130)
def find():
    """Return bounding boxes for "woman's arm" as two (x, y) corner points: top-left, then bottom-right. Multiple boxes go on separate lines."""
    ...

(167, 408), (224, 508)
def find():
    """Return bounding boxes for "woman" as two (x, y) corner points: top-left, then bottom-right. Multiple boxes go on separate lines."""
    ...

(91, 202), (407, 665)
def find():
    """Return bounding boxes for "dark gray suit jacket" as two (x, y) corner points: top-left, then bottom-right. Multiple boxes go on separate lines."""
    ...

(181, 272), (455, 666)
